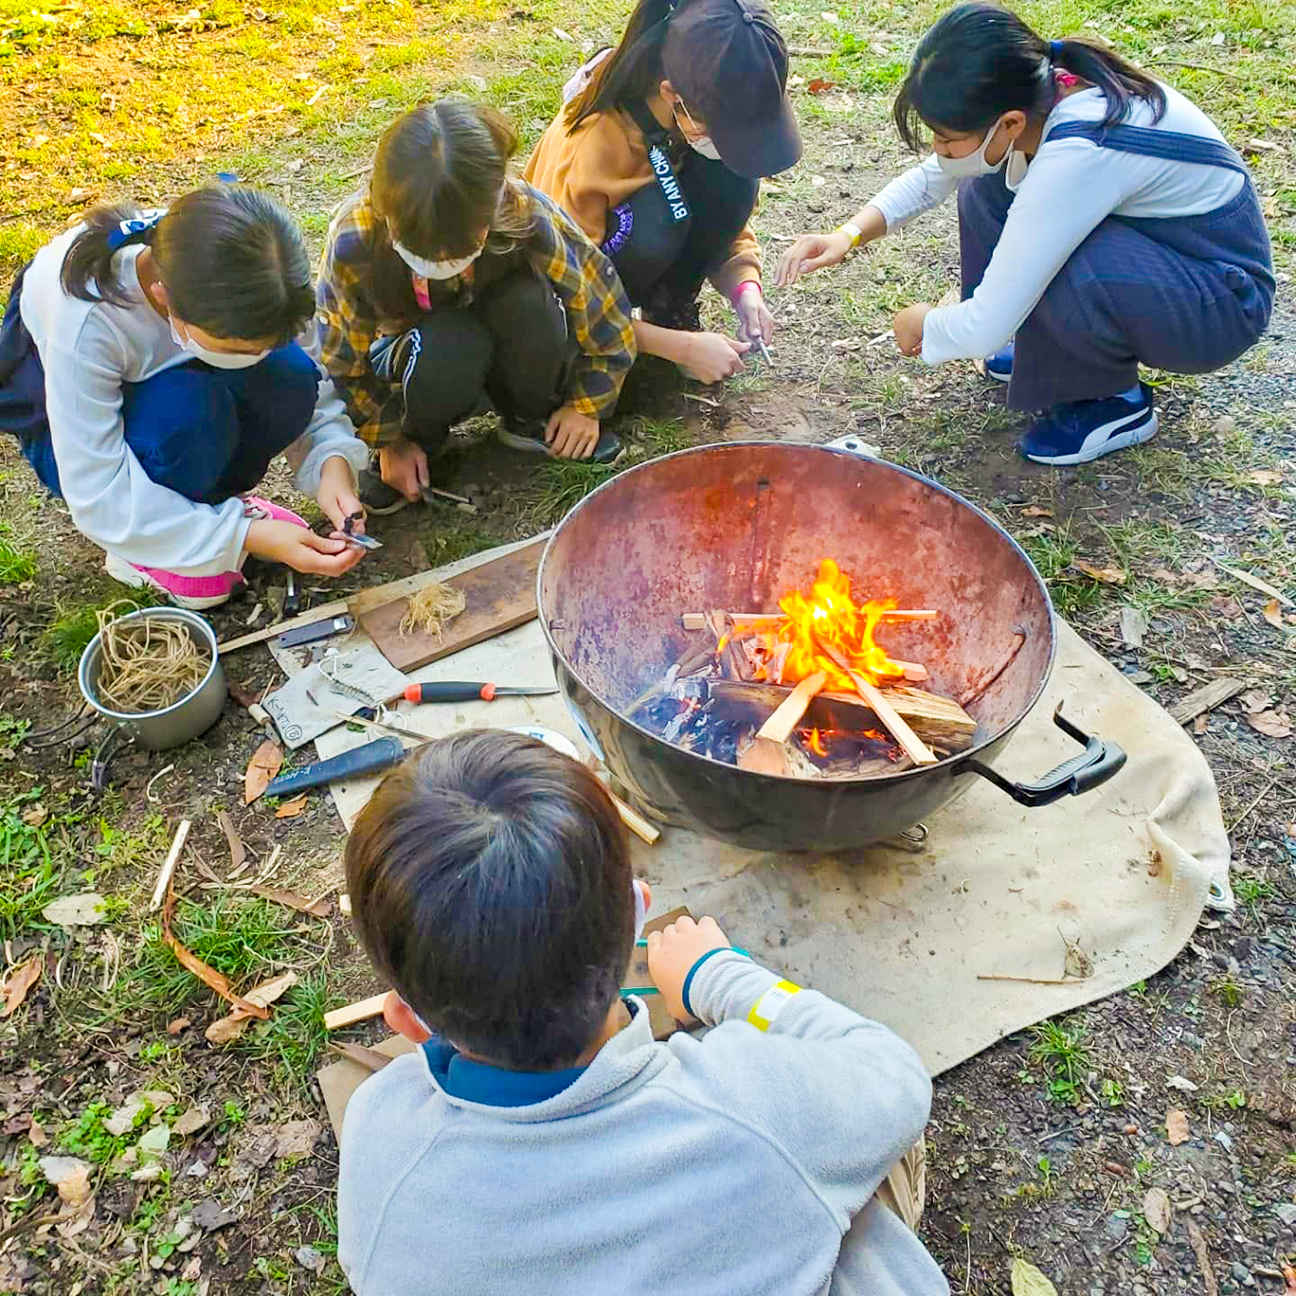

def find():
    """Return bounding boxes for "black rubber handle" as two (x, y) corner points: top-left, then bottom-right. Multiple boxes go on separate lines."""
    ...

(406, 682), (489, 703)
(264, 736), (406, 797)
(963, 703), (1126, 808)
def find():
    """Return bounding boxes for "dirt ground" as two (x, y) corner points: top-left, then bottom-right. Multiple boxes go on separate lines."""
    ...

(1, 0), (1294, 1293)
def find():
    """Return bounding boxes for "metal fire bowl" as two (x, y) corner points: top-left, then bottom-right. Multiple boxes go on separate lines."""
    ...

(538, 442), (1124, 852)
(79, 607), (226, 751)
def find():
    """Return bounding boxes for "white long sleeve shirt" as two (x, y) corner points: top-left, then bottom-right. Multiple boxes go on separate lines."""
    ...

(19, 228), (369, 576)
(867, 85), (1243, 366)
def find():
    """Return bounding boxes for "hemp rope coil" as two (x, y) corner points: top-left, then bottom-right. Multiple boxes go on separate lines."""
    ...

(95, 604), (210, 714)
(399, 580), (466, 640)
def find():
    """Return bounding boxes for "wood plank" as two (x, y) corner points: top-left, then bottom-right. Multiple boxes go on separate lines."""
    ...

(738, 736), (792, 777)
(324, 991), (389, 1032)
(757, 671), (827, 743)
(150, 819), (192, 911)
(358, 538), (547, 673)
(681, 612), (708, 631)
(1168, 677), (1244, 725)
(628, 907), (698, 1039)
(608, 791), (661, 845)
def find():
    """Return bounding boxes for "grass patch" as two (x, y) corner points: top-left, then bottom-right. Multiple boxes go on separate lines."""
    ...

(1019, 528), (1108, 620)
(421, 518), (498, 569)
(522, 458), (621, 524)
(0, 536), (37, 584)
(0, 788), (67, 941)
(242, 972), (337, 1088)
(43, 593), (141, 673)
(1028, 1017), (1092, 1105)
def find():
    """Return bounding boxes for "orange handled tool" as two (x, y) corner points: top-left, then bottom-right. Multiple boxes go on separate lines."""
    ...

(403, 682), (559, 704)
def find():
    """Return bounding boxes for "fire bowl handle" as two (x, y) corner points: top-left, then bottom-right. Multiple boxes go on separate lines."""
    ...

(963, 703), (1126, 808)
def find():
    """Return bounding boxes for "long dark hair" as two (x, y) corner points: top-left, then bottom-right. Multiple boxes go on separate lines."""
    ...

(344, 730), (633, 1070)
(60, 186), (315, 344)
(565, 0), (674, 129)
(893, 3), (1166, 152)
(367, 99), (534, 319)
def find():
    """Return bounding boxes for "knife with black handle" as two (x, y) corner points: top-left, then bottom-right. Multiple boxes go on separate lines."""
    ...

(264, 736), (407, 798)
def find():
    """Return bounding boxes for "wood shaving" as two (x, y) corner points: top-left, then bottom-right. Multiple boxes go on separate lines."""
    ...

(95, 604), (209, 714)
(399, 580), (466, 640)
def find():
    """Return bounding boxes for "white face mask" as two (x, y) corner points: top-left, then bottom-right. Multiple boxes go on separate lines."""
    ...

(935, 119), (1009, 179)
(673, 99), (723, 162)
(393, 239), (483, 281)
(169, 317), (268, 370)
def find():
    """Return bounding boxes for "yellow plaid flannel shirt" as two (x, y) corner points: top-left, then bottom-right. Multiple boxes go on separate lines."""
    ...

(315, 185), (637, 447)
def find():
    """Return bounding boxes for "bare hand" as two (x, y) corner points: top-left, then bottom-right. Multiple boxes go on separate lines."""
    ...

(774, 229), (855, 288)
(545, 405), (599, 460)
(646, 914), (731, 1022)
(378, 436), (430, 502)
(733, 288), (775, 346)
(244, 519), (365, 576)
(317, 455), (365, 536)
(893, 302), (934, 358)
(681, 332), (750, 383)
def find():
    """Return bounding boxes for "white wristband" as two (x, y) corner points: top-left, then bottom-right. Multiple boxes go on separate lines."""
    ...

(837, 222), (863, 248)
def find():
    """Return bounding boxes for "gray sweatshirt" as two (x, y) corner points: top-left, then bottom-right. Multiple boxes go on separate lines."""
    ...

(338, 951), (949, 1295)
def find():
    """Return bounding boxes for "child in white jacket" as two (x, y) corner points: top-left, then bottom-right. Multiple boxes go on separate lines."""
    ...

(337, 729), (950, 1296)
(0, 185), (370, 607)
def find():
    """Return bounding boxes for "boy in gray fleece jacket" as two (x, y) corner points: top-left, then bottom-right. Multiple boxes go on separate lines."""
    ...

(337, 729), (949, 1296)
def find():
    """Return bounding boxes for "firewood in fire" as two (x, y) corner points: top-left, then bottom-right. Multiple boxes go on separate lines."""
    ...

(756, 671), (828, 744)
(737, 735), (792, 777)
(707, 609), (753, 682)
(719, 615), (928, 684)
(812, 638), (938, 765)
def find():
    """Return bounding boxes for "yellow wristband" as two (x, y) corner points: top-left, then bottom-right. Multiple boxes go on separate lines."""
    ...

(836, 222), (863, 248)
(747, 979), (802, 1032)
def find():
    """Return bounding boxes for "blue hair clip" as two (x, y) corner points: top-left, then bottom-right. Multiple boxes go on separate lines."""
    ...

(106, 207), (166, 252)
(1049, 38), (1065, 61)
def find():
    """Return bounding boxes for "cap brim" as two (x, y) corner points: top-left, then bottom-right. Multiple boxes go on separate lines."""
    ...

(711, 97), (803, 179)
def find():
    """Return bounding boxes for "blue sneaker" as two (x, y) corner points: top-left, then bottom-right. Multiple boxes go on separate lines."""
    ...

(984, 342), (1013, 383)
(1017, 384), (1157, 465)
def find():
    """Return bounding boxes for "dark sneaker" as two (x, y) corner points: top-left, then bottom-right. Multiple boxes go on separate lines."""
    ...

(357, 468), (412, 515)
(1017, 385), (1158, 466)
(496, 420), (624, 465)
(983, 342), (1013, 383)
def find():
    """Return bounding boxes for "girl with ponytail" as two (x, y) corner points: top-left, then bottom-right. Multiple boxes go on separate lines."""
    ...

(0, 185), (369, 608)
(777, 2), (1273, 466)
(524, 0), (801, 387)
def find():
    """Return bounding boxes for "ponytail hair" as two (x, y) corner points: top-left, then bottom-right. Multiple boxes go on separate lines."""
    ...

(60, 186), (316, 345)
(564, 0), (674, 130)
(893, 3), (1166, 153)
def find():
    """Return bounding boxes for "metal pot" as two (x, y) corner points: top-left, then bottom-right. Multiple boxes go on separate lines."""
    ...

(79, 607), (226, 751)
(538, 442), (1124, 852)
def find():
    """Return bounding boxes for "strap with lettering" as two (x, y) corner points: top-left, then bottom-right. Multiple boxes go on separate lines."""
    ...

(627, 100), (690, 225)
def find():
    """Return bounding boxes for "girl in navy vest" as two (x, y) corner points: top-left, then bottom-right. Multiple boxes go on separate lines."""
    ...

(0, 186), (369, 608)
(776, 3), (1274, 465)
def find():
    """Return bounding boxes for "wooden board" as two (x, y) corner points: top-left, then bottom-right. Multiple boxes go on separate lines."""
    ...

(358, 538), (547, 673)
(628, 906), (699, 1039)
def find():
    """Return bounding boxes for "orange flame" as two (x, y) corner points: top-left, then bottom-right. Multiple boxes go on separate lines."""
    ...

(805, 727), (828, 757)
(759, 559), (904, 691)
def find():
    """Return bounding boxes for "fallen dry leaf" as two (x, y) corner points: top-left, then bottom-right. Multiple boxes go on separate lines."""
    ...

(172, 1105), (211, 1137)
(1192, 714), (1209, 734)
(1143, 1185), (1172, 1235)
(28, 1119), (46, 1147)
(1246, 468), (1282, 487)
(167, 1016), (191, 1035)
(274, 1118), (320, 1160)
(1209, 594), (1245, 620)
(1072, 559), (1127, 585)
(55, 1196), (95, 1240)
(1187, 1219), (1219, 1296)
(274, 795), (308, 819)
(1282, 1262), (1295, 1294)
(2, 956), (43, 1018)
(216, 809), (247, 872)
(1010, 1258), (1059, 1296)
(249, 886), (330, 918)
(1263, 598), (1284, 629)
(204, 970), (298, 1044)
(1166, 1108), (1190, 1145)
(806, 77), (838, 94)
(1240, 688), (1272, 714)
(1246, 710), (1292, 739)
(243, 740), (283, 805)
(56, 1164), (91, 1208)
(41, 892), (107, 927)
(163, 890), (267, 1021)
(1021, 505), (1054, 518)
(21, 803), (48, 828)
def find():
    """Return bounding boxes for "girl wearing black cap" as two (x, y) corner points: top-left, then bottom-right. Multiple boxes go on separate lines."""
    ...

(525, 0), (802, 387)
(777, 3), (1273, 466)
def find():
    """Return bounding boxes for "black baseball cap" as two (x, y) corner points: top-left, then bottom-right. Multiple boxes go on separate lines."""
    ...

(662, 0), (803, 178)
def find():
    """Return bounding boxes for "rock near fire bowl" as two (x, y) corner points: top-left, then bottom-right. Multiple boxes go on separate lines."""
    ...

(539, 442), (1124, 852)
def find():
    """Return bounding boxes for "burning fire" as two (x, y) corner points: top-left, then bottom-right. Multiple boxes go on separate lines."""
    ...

(805, 727), (827, 757)
(754, 558), (905, 691)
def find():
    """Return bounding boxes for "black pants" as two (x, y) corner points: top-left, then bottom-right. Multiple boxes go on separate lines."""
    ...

(402, 272), (571, 450)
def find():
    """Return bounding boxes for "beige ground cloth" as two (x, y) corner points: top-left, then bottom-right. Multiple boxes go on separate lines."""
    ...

(279, 538), (1229, 1082)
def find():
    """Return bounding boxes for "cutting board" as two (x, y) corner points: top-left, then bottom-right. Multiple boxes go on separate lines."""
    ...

(357, 537), (547, 673)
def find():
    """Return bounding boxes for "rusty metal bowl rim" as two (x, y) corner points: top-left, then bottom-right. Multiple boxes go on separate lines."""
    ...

(537, 440), (1058, 783)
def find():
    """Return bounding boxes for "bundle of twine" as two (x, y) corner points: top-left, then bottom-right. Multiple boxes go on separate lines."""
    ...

(95, 604), (210, 714)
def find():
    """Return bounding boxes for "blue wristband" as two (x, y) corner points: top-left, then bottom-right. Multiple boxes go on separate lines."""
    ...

(681, 946), (750, 1020)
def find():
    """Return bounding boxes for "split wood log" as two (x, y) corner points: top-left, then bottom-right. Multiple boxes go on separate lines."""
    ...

(710, 680), (976, 749)
(813, 640), (937, 765)
(719, 617), (929, 682)
(323, 991), (389, 1032)
(150, 819), (192, 912)
(757, 671), (828, 743)
(693, 609), (938, 626)
(707, 609), (752, 682)
(1167, 677), (1244, 726)
(681, 612), (708, 631)
(608, 791), (661, 845)
(738, 735), (792, 776)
